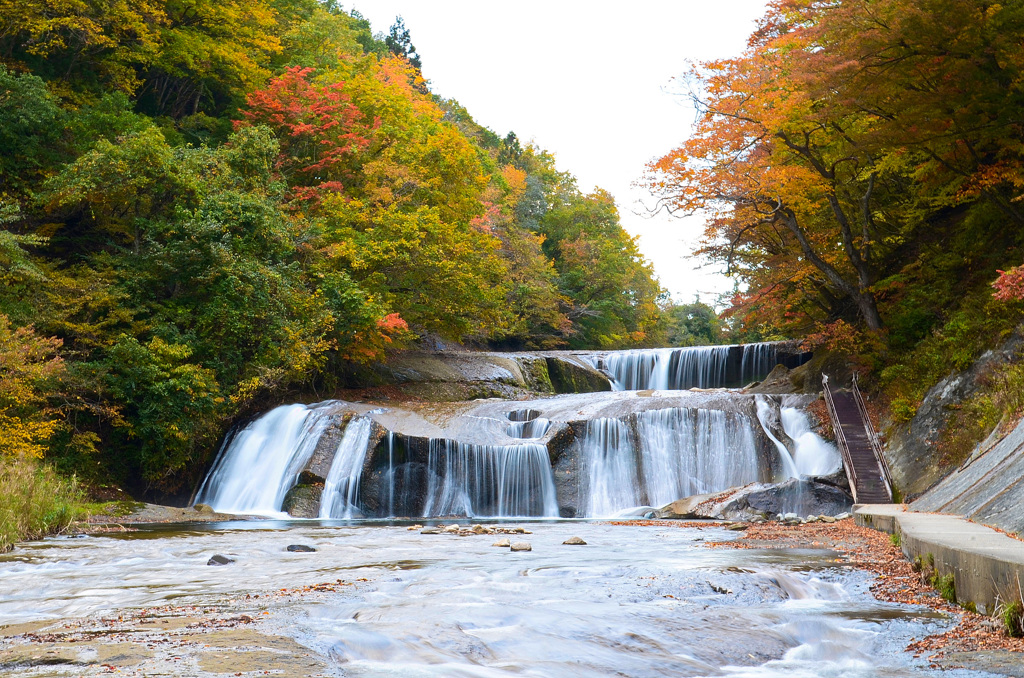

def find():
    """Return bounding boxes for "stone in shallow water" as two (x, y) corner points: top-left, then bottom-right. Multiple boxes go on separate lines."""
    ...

(420, 527), (442, 535)
(510, 542), (532, 552)
(726, 523), (748, 531)
(492, 538), (511, 547)
(286, 544), (316, 552)
(563, 536), (587, 545)
(207, 554), (234, 566)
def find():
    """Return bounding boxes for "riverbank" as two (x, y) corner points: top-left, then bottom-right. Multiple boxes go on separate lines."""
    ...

(699, 518), (1024, 675)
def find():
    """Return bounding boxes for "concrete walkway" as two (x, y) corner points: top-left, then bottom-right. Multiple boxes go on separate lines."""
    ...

(856, 504), (1024, 615)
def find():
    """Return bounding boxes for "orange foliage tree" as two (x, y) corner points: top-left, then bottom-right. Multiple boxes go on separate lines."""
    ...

(648, 0), (1024, 335)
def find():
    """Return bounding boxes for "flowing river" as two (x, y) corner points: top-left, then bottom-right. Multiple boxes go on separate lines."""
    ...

(0, 518), (988, 677)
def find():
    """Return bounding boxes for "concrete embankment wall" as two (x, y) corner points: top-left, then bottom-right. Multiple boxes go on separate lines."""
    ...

(856, 505), (1024, 615)
(910, 415), (1024, 536)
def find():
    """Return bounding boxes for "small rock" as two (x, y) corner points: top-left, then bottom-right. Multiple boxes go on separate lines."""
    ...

(286, 544), (316, 552)
(510, 541), (532, 552)
(726, 523), (748, 531)
(492, 538), (511, 547)
(513, 527), (527, 534)
(822, 516), (836, 523)
(708, 582), (732, 595)
(444, 524), (461, 533)
(562, 536), (587, 545)
(420, 527), (442, 534)
(783, 512), (798, 521)
(207, 554), (234, 566)
(193, 503), (214, 514)
(836, 512), (851, 520)
(407, 524), (423, 531)
(471, 524), (487, 534)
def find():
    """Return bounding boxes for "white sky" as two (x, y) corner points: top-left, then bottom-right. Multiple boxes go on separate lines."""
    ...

(351, 1), (768, 306)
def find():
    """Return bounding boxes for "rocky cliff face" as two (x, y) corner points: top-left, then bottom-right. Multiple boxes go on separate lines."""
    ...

(883, 330), (1024, 499)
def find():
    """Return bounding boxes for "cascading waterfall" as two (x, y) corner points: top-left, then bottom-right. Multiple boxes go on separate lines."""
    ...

(193, 404), (330, 516)
(578, 407), (762, 517)
(578, 419), (642, 517)
(422, 441), (559, 518)
(318, 417), (373, 519)
(637, 407), (760, 505)
(603, 343), (778, 391)
(781, 406), (842, 476)
(755, 396), (800, 480)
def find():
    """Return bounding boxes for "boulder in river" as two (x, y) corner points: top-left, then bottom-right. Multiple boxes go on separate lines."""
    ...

(492, 538), (511, 547)
(207, 554), (234, 566)
(282, 483), (323, 518)
(286, 544), (316, 552)
(510, 542), (532, 552)
(658, 478), (853, 522)
(563, 536), (587, 545)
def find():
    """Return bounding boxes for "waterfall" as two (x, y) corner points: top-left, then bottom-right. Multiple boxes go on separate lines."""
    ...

(318, 418), (373, 519)
(421, 441), (559, 518)
(193, 404), (330, 516)
(578, 407), (762, 517)
(603, 343), (778, 391)
(578, 419), (642, 517)
(637, 408), (760, 505)
(754, 396), (800, 480)
(781, 406), (842, 476)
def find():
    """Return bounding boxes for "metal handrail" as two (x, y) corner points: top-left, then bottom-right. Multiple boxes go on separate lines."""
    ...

(851, 372), (894, 501)
(821, 374), (860, 502)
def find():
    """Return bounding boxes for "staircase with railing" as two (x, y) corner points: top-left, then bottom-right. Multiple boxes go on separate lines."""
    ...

(822, 373), (894, 504)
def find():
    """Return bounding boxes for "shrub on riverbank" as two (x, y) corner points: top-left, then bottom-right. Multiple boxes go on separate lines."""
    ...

(0, 456), (83, 552)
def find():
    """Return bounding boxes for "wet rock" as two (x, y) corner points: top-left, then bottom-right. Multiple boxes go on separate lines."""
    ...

(726, 523), (748, 531)
(443, 524), (461, 533)
(510, 542), (532, 552)
(545, 356), (612, 394)
(286, 544), (316, 552)
(207, 554), (234, 566)
(281, 483), (323, 518)
(656, 492), (720, 519)
(562, 536), (587, 545)
(661, 479), (852, 523)
(492, 538), (511, 547)
(420, 527), (442, 534)
(193, 503), (214, 514)
(407, 524), (424, 530)
(471, 524), (491, 534)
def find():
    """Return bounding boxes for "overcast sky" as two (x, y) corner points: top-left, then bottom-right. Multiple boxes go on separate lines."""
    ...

(351, 1), (768, 305)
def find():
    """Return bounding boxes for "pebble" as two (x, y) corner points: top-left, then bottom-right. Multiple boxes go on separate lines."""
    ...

(492, 538), (511, 547)
(286, 544), (315, 552)
(207, 554), (234, 566)
(510, 542), (532, 552)
(562, 536), (587, 545)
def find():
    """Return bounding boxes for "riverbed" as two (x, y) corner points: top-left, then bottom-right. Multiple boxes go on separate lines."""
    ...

(0, 520), (998, 677)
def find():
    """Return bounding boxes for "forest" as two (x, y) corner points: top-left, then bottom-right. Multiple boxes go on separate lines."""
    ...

(0, 1), (703, 506)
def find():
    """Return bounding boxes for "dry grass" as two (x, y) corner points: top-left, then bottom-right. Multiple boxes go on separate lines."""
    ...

(0, 455), (84, 552)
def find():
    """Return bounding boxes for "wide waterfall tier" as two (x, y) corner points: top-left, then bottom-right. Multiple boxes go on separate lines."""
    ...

(601, 343), (781, 391)
(192, 391), (840, 520)
(576, 408), (763, 517)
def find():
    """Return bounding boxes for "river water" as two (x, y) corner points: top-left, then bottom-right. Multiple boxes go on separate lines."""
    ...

(0, 519), (988, 677)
